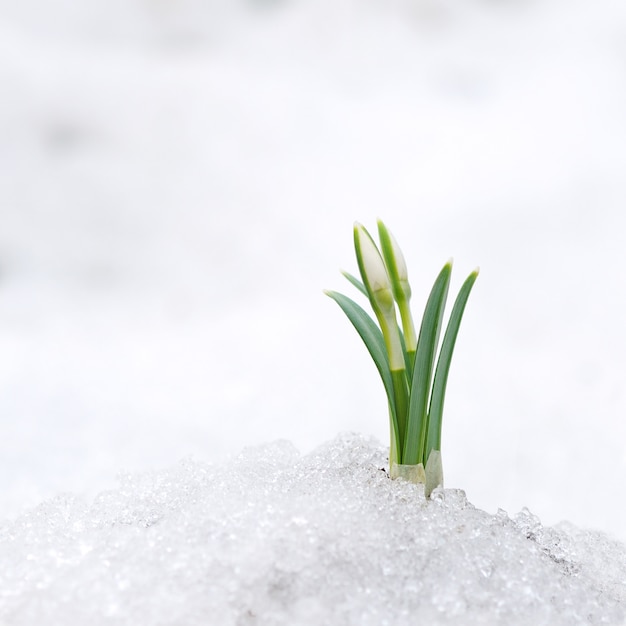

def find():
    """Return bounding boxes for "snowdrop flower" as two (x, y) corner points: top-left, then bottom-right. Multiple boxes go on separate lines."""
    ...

(353, 222), (404, 371)
(377, 220), (417, 354)
(326, 219), (478, 495)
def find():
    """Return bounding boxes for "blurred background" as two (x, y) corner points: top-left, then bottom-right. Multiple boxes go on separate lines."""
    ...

(1, 0), (626, 541)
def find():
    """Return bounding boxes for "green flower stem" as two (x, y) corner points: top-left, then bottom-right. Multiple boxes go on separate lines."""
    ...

(398, 303), (417, 358)
(377, 311), (406, 373)
(369, 275), (409, 448)
(390, 367), (409, 448)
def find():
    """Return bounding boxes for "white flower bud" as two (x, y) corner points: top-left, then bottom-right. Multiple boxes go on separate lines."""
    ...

(353, 223), (395, 315)
(354, 222), (404, 371)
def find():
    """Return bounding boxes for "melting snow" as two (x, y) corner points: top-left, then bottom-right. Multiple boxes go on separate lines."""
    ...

(1, 433), (624, 625)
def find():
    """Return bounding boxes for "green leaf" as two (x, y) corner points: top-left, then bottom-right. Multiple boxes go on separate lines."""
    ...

(425, 269), (479, 460)
(403, 262), (452, 465)
(391, 368), (409, 453)
(324, 290), (401, 461)
(341, 271), (368, 297)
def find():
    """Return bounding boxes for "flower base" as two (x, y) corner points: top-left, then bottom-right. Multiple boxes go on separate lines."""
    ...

(390, 450), (444, 498)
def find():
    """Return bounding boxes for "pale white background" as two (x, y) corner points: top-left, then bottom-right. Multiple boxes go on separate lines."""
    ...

(1, 0), (625, 541)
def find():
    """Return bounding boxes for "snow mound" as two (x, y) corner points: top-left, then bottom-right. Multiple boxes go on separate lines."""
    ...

(1, 433), (625, 625)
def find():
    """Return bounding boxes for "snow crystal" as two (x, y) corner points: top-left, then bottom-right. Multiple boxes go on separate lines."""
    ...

(1, 433), (625, 626)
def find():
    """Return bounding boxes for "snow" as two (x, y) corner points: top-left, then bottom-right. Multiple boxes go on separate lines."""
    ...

(1, 434), (624, 625)
(1, 0), (626, 611)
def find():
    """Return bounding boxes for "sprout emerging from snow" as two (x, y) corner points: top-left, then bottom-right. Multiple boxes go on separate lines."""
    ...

(325, 220), (478, 496)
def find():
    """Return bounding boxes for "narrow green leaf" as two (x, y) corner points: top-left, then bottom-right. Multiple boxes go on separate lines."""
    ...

(324, 290), (401, 461)
(425, 269), (479, 460)
(340, 270), (368, 297)
(403, 262), (452, 465)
